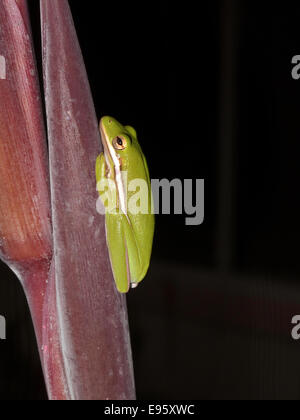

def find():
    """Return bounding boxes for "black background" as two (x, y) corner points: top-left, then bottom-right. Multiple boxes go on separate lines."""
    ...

(1, 0), (300, 400)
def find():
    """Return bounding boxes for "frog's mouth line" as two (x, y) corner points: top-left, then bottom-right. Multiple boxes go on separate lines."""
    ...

(99, 123), (113, 175)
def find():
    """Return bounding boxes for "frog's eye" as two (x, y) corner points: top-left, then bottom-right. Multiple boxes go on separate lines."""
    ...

(112, 136), (127, 150)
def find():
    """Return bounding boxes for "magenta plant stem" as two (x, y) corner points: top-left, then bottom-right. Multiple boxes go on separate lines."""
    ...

(41, 0), (136, 400)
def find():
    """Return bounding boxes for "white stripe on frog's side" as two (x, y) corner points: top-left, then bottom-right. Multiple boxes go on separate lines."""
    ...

(100, 124), (128, 216)
(107, 142), (127, 215)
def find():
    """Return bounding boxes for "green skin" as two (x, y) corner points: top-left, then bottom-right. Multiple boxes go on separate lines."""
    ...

(96, 116), (155, 293)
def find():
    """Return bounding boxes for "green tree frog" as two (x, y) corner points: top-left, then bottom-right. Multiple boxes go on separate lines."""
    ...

(96, 116), (155, 293)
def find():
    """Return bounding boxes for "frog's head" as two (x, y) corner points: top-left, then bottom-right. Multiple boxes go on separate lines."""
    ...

(99, 116), (137, 161)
